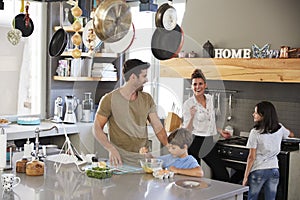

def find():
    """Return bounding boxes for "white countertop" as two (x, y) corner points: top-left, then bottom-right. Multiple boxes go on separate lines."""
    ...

(0, 156), (249, 200)
(2, 121), (94, 141)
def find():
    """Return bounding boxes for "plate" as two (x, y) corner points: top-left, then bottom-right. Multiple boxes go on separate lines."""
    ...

(82, 20), (102, 51)
(0, 119), (11, 127)
(175, 179), (210, 189)
(17, 117), (40, 125)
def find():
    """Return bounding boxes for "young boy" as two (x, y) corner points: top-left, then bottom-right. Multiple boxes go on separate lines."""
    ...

(141, 128), (204, 177)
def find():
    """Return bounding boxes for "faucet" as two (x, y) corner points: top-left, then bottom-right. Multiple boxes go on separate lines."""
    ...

(33, 126), (59, 159)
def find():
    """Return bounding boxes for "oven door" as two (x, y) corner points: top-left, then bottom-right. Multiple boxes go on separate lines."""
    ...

(217, 143), (289, 200)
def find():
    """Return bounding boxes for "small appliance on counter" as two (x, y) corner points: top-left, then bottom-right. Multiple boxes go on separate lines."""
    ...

(52, 96), (63, 123)
(63, 95), (78, 124)
(81, 92), (94, 122)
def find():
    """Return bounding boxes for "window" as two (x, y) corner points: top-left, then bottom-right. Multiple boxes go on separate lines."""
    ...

(0, 1), (47, 119)
(127, 0), (186, 118)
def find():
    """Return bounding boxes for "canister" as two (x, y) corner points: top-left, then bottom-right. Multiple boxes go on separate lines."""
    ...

(16, 157), (28, 173)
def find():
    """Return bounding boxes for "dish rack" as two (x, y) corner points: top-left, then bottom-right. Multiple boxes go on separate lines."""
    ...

(46, 126), (86, 173)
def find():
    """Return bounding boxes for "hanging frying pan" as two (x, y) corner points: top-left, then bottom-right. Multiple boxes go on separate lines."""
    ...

(14, 1), (34, 37)
(48, 2), (68, 57)
(93, 0), (132, 43)
(49, 28), (68, 57)
(155, 0), (177, 31)
(151, 24), (184, 60)
(105, 23), (135, 54)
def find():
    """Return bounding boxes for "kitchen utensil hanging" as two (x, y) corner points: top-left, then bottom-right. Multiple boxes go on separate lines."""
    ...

(82, 0), (102, 53)
(70, 1), (83, 58)
(104, 22), (135, 54)
(93, 0), (132, 43)
(82, 20), (102, 53)
(216, 92), (221, 116)
(14, 0), (34, 37)
(227, 94), (232, 121)
(155, 0), (177, 31)
(151, 24), (184, 60)
(7, 1), (22, 46)
(48, 2), (68, 57)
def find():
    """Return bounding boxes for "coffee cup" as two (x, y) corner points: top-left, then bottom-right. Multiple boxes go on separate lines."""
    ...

(1, 174), (21, 191)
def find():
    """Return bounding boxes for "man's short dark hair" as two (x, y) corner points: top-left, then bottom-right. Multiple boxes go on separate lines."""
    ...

(123, 59), (150, 81)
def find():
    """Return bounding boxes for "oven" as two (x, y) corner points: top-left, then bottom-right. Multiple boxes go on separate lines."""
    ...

(216, 136), (300, 200)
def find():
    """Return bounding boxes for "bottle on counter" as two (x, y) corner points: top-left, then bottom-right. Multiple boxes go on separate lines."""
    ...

(24, 138), (33, 159)
(0, 128), (7, 170)
(81, 92), (94, 122)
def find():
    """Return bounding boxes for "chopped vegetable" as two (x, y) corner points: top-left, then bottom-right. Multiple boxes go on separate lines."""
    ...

(86, 167), (113, 179)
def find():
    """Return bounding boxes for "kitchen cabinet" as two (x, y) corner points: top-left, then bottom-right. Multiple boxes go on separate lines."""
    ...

(160, 58), (300, 83)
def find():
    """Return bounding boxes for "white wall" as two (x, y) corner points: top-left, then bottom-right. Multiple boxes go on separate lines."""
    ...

(0, 26), (25, 115)
(181, 0), (300, 55)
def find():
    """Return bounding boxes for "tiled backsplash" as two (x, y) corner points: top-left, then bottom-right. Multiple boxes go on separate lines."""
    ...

(225, 98), (300, 137)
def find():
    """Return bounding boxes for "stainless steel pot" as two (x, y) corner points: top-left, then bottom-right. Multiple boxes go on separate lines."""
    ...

(93, 0), (132, 43)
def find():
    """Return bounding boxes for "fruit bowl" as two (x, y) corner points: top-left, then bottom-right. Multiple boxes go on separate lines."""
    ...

(140, 158), (163, 173)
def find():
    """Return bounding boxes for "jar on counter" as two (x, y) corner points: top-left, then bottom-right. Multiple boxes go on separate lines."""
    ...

(188, 51), (197, 58)
(81, 92), (94, 122)
(16, 157), (28, 173)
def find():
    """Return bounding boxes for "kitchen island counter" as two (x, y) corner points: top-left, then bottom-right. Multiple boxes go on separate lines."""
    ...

(0, 159), (248, 200)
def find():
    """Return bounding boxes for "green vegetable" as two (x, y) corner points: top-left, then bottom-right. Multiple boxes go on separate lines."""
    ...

(86, 167), (113, 179)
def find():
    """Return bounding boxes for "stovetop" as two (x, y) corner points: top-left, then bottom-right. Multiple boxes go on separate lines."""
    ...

(217, 136), (248, 148)
(217, 136), (300, 151)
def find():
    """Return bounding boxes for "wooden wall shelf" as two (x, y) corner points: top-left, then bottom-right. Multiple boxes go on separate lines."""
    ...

(54, 26), (83, 33)
(60, 51), (118, 58)
(53, 76), (117, 82)
(160, 58), (300, 83)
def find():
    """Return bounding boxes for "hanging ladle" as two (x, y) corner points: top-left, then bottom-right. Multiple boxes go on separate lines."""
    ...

(227, 94), (232, 121)
(216, 93), (221, 116)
